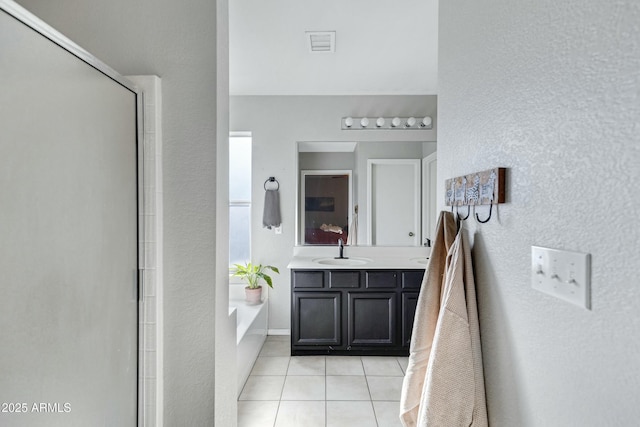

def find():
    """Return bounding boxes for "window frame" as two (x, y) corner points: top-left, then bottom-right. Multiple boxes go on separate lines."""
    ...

(229, 131), (252, 282)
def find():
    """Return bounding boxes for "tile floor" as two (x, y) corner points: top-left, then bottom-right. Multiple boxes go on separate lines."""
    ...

(238, 336), (409, 427)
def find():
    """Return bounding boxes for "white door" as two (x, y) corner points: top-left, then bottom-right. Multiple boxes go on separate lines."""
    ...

(0, 6), (139, 426)
(422, 152), (437, 246)
(367, 159), (421, 246)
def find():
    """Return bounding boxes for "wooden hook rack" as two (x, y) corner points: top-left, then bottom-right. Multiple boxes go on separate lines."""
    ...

(445, 168), (505, 207)
(445, 168), (506, 223)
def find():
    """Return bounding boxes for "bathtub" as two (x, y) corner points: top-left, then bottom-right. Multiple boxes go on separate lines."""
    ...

(230, 288), (268, 397)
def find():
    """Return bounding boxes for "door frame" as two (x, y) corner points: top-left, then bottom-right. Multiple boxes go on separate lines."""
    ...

(366, 158), (421, 246)
(422, 152), (437, 246)
(300, 169), (353, 245)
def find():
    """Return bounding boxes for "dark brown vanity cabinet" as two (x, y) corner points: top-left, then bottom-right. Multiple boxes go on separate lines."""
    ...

(291, 269), (424, 355)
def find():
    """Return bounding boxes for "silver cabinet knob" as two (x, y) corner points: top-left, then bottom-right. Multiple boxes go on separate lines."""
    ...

(408, 232), (415, 237)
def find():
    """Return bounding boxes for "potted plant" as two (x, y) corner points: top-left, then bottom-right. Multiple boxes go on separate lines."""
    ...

(231, 262), (280, 305)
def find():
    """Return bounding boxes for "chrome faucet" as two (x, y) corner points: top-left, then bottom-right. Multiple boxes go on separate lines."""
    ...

(336, 238), (348, 259)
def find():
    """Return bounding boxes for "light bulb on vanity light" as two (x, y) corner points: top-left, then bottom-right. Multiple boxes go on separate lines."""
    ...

(376, 117), (385, 127)
(391, 117), (401, 128)
(405, 117), (416, 128)
(420, 116), (432, 128)
(344, 117), (354, 128)
(360, 117), (369, 128)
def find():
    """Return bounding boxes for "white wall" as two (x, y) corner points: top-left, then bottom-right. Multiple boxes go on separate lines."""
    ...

(16, 0), (227, 424)
(439, 1), (640, 426)
(231, 95), (436, 331)
(299, 152), (356, 171)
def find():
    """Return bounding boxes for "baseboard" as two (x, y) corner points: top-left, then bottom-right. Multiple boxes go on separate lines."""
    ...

(268, 328), (291, 336)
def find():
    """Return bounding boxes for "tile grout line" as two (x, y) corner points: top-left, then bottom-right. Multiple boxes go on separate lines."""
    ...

(272, 349), (289, 427)
(371, 399), (380, 427)
(324, 358), (327, 427)
(272, 399), (281, 427)
(362, 357), (380, 425)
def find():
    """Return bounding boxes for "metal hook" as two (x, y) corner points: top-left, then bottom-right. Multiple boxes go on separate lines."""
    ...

(264, 176), (279, 191)
(475, 203), (493, 223)
(457, 205), (470, 221)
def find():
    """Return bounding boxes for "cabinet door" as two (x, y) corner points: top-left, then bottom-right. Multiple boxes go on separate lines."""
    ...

(402, 293), (420, 347)
(293, 292), (341, 346)
(348, 292), (396, 346)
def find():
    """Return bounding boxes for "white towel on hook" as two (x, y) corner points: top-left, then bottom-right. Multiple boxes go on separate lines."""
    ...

(346, 208), (358, 246)
(400, 211), (488, 427)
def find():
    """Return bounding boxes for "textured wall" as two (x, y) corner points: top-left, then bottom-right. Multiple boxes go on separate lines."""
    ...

(231, 95), (436, 331)
(438, 1), (640, 425)
(16, 0), (221, 424)
(214, 0), (237, 424)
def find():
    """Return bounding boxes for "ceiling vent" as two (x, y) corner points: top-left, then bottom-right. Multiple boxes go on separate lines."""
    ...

(306, 31), (336, 53)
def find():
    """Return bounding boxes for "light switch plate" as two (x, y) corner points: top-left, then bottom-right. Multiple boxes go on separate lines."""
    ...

(531, 246), (591, 309)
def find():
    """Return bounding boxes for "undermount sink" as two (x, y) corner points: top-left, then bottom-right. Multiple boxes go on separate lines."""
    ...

(312, 257), (372, 266)
(410, 257), (429, 265)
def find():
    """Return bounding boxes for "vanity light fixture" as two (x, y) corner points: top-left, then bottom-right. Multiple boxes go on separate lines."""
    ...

(421, 116), (433, 128)
(344, 117), (354, 128)
(342, 116), (432, 130)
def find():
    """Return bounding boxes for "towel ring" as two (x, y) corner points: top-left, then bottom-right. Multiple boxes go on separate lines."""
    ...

(264, 176), (279, 191)
(475, 203), (493, 223)
(457, 204), (470, 221)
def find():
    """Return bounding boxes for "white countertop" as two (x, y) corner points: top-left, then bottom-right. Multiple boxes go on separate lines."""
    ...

(287, 246), (430, 270)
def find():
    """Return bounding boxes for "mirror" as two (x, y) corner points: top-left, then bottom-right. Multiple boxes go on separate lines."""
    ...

(297, 141), (437, 247)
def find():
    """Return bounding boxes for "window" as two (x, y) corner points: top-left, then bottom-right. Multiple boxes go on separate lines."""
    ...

(229, 132), (252, 267)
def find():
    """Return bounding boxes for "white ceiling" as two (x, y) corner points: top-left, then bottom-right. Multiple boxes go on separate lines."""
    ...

(229, 0), (439, 96)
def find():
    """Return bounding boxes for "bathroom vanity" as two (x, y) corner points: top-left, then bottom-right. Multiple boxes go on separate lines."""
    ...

(288, 249), (428, 356)
(289, 142), (436, 356)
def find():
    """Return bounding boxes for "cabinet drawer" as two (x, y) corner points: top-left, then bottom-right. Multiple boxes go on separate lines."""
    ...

(401, 271), (424, 289)
(292, 271), (324, 289)
(365, 271), (397, 289)
(329, 271), (360, 288)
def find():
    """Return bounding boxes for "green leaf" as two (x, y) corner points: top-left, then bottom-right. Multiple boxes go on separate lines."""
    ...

(230, 261), (279, 288)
